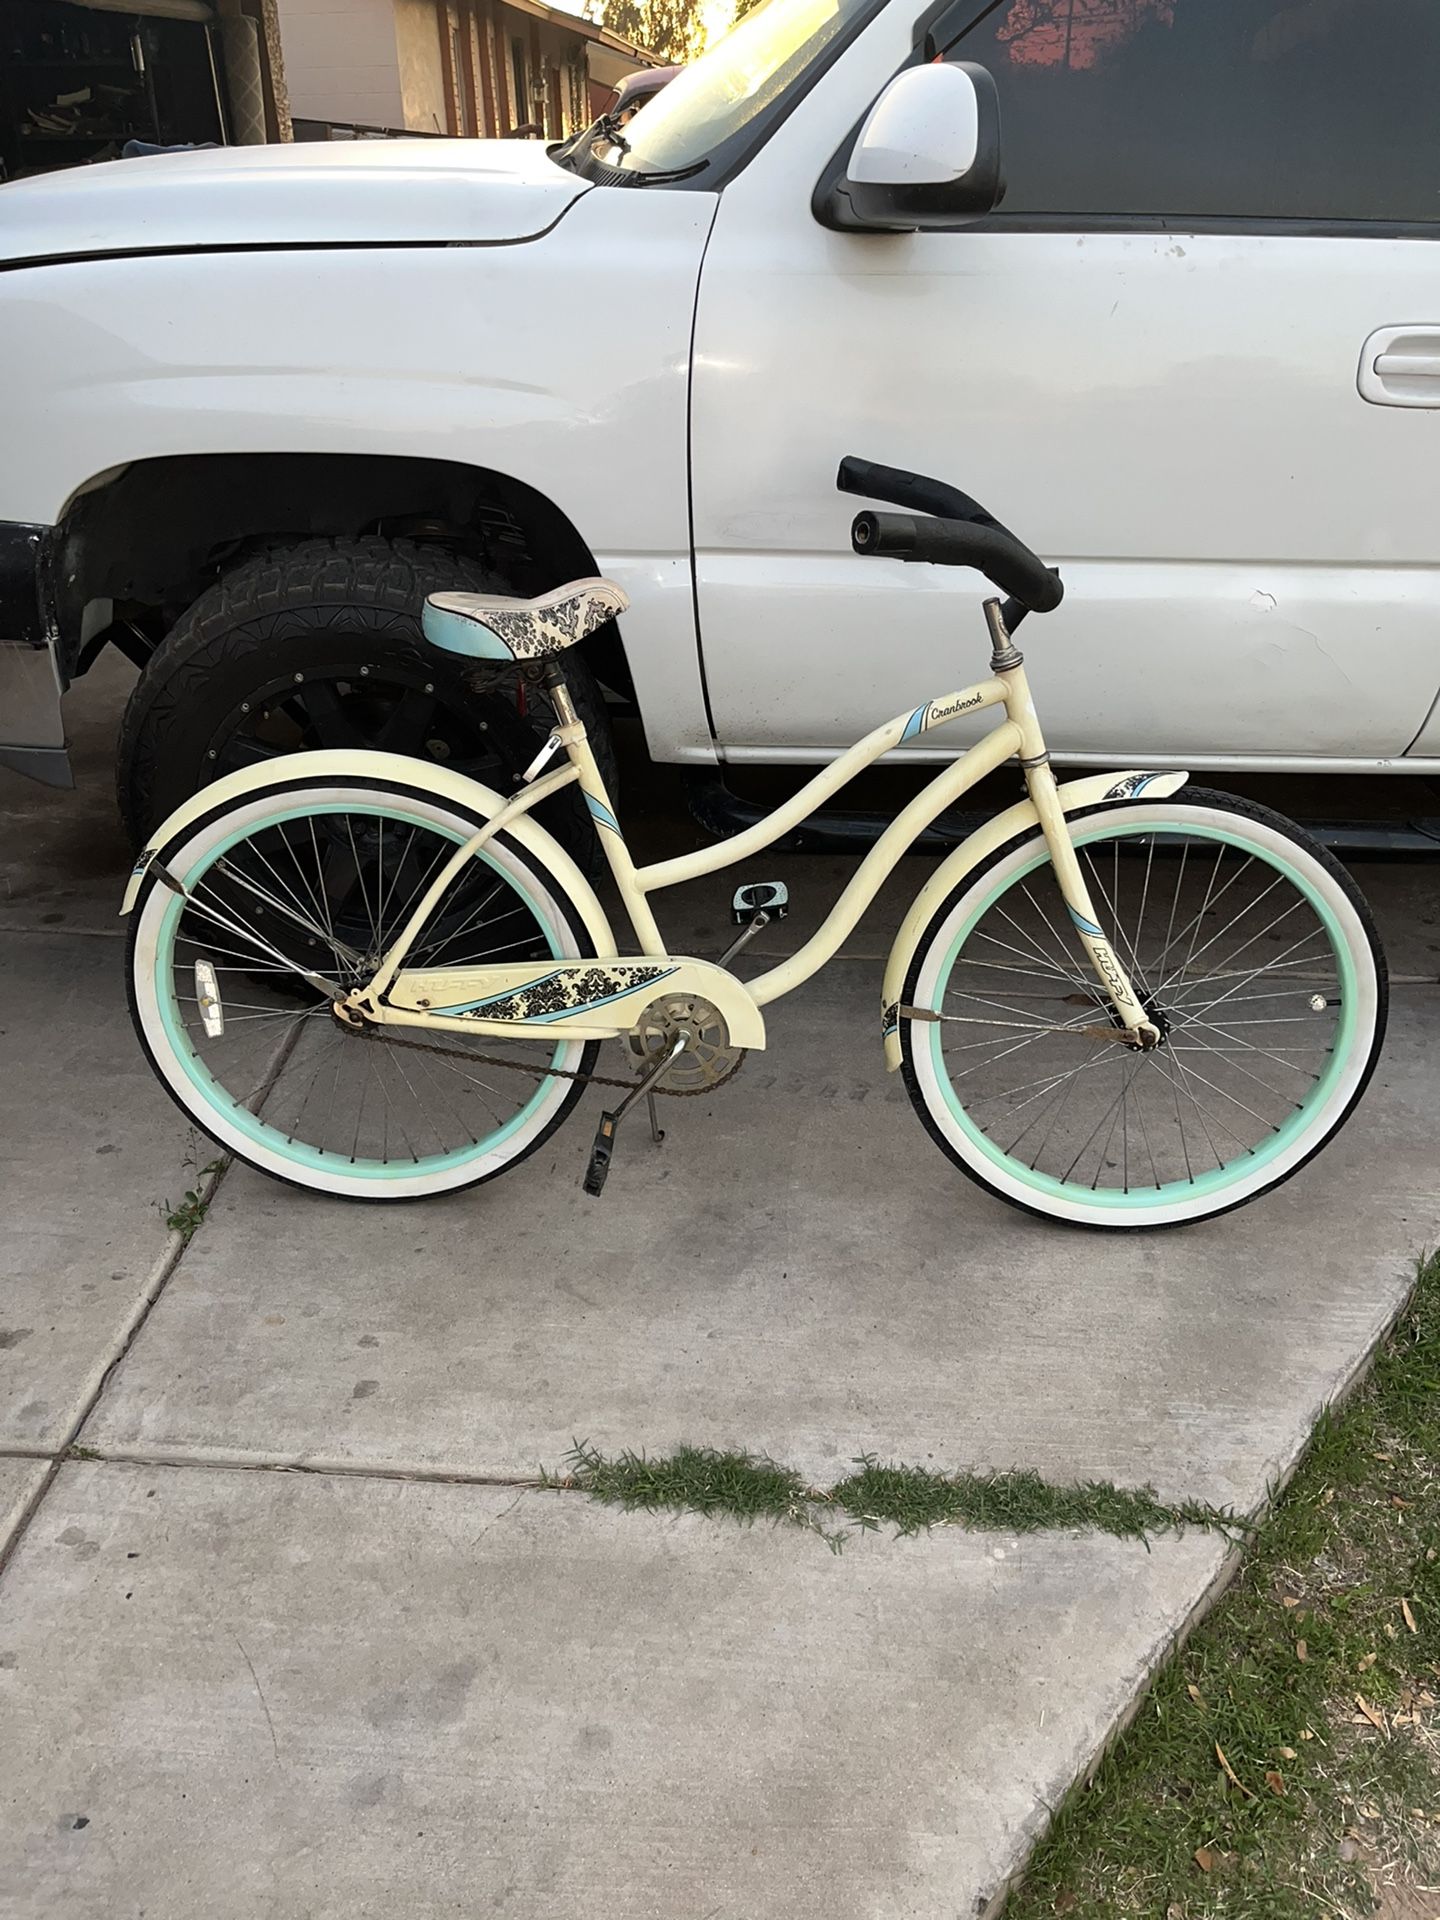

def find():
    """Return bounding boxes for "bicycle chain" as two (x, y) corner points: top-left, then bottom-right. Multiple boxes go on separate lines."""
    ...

(352, 1022), (743, 1097)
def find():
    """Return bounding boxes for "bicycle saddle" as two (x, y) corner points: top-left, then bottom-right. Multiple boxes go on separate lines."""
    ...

(424, 578), (629, 663)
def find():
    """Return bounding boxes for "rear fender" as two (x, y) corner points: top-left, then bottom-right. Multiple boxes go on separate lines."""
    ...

(881, 770), (1188, 1068)
(119, 748), (618, 963)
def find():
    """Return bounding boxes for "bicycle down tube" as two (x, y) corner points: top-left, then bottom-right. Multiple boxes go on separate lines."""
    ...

(358, 643), (1155, 1045)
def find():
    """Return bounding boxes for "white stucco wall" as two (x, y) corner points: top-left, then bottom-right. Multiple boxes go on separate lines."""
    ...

(276, 0), (405, 128)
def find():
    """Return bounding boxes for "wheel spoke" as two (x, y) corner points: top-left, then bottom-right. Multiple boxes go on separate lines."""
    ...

(968, 921), (1087, 983)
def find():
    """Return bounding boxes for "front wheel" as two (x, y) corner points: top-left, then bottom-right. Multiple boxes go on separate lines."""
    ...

(127, 773), (599, 1201)
(900, 789), (1387, 1229)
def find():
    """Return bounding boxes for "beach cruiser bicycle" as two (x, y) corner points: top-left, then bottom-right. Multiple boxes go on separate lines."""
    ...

(123, 459), (1387, 1229)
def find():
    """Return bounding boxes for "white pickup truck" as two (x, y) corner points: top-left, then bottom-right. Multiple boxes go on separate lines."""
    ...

(2, 0), (1439, 861)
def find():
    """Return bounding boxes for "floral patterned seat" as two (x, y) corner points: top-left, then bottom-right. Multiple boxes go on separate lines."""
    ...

(423, 577), (629, 663)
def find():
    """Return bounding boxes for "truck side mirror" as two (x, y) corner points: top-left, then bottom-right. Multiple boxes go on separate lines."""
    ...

(815, 61), (1003, 233)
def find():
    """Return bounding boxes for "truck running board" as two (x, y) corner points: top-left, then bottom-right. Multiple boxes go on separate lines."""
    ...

(684, 774), (1440, 859)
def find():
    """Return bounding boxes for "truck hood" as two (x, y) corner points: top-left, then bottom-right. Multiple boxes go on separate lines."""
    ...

(0, 139), (590, 266)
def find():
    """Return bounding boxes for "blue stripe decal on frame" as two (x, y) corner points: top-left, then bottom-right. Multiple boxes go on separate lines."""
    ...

(900, 705), (929, 742)
(1066, 904), (1104, 938)
(585, 793), (621, 834)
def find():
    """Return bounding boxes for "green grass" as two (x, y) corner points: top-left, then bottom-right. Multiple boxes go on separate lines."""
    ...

(551, 1442), (1246, 1552)
(833, 1458), (1244, 1545)
(1005, 1250), (1440, 1920)
(555, 1441), (822, 1529)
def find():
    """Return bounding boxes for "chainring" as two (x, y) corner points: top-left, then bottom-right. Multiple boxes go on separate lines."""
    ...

(625, 994), (747, 1093)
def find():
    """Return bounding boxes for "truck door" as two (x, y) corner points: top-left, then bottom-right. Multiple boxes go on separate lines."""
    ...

(689, 0), (1440, 771)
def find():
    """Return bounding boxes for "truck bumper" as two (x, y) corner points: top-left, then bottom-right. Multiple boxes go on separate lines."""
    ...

(0, 522), (71, 789)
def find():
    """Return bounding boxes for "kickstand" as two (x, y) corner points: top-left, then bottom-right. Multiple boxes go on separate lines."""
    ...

(584, 1030), (687, 1197)
(646, 1093), (665, 1145)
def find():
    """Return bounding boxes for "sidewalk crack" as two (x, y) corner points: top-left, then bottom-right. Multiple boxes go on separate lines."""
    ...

(469, 1487), (526, 1546)
(234, 1633), (282, 1765)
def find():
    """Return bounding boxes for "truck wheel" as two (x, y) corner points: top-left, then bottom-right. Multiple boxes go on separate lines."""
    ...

(115, 536), (619, 867)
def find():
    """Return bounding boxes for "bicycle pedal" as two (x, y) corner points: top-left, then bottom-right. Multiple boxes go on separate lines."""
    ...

(583, 1110), (619, 1198)
(731, 881), (789, 925)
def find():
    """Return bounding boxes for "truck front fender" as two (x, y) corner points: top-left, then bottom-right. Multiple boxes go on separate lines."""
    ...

(880, 770), (1189, 1068)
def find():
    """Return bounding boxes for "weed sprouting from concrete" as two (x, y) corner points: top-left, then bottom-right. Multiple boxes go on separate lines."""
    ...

(831, 1458), (1246, 1544)
(549, 1441), (1244, 1553)
(550, 1442), (841, 1544)
(162, 1159), (223, 1242)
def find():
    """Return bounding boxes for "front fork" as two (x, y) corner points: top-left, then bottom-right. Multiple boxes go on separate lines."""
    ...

(989, 603), (1161, 1051)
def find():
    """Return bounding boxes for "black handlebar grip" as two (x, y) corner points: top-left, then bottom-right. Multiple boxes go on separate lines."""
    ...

(838, 456), (997, 530)
(850, 510), (921, 556)
(852, 510), (1063, 614)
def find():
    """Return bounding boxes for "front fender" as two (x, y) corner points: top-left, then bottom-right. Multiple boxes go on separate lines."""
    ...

(881, 770), (1188, 1069)
(119, 748), (618, 963)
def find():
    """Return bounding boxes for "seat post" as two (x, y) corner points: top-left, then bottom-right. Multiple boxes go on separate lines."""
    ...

(538, 660), (667, 955)
(541, 658), (583, 733)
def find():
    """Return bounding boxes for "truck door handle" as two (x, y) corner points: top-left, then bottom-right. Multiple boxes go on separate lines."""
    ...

(1358, 327), (1440, 407)
(1374, 353), (1440, 379)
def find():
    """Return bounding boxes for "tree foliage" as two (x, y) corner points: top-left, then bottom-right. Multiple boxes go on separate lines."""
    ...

(585, 0), (708, 62)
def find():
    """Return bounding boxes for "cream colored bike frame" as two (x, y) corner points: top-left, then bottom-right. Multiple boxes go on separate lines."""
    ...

(351, 616), (1160, 1056)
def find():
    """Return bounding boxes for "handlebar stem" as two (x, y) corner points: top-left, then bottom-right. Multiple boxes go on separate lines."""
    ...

(983, 598), (1024, 672)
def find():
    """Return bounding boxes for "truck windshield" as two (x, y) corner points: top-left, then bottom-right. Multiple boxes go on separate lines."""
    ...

(613, 0), (881, 178)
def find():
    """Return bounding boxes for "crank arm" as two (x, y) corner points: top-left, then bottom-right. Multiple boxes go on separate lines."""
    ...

(584, 1030), (689, 1198)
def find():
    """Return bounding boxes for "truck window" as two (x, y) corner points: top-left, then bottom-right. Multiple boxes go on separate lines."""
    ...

(954, 0), (1440, 225)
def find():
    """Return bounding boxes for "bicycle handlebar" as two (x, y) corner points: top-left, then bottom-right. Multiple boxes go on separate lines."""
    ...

(838, 455), (1063, 617)
(837, 454), (1005, 531)
(850, 510), (1064, 614)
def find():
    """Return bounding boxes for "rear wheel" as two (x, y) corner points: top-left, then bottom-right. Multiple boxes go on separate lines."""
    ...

(127, 775), (598, 1200)
(900, 790), (1386, 1229)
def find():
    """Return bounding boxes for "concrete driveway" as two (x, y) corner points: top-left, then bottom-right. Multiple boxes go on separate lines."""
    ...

(2, 656), (1438, 1918)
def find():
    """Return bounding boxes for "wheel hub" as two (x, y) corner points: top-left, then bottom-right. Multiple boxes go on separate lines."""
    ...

(1095, 987), (1170, 1048)
(1140, 994), (1173, 1043)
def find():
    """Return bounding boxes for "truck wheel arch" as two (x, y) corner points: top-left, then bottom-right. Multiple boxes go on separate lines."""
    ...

(49, 451), (632, 697)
